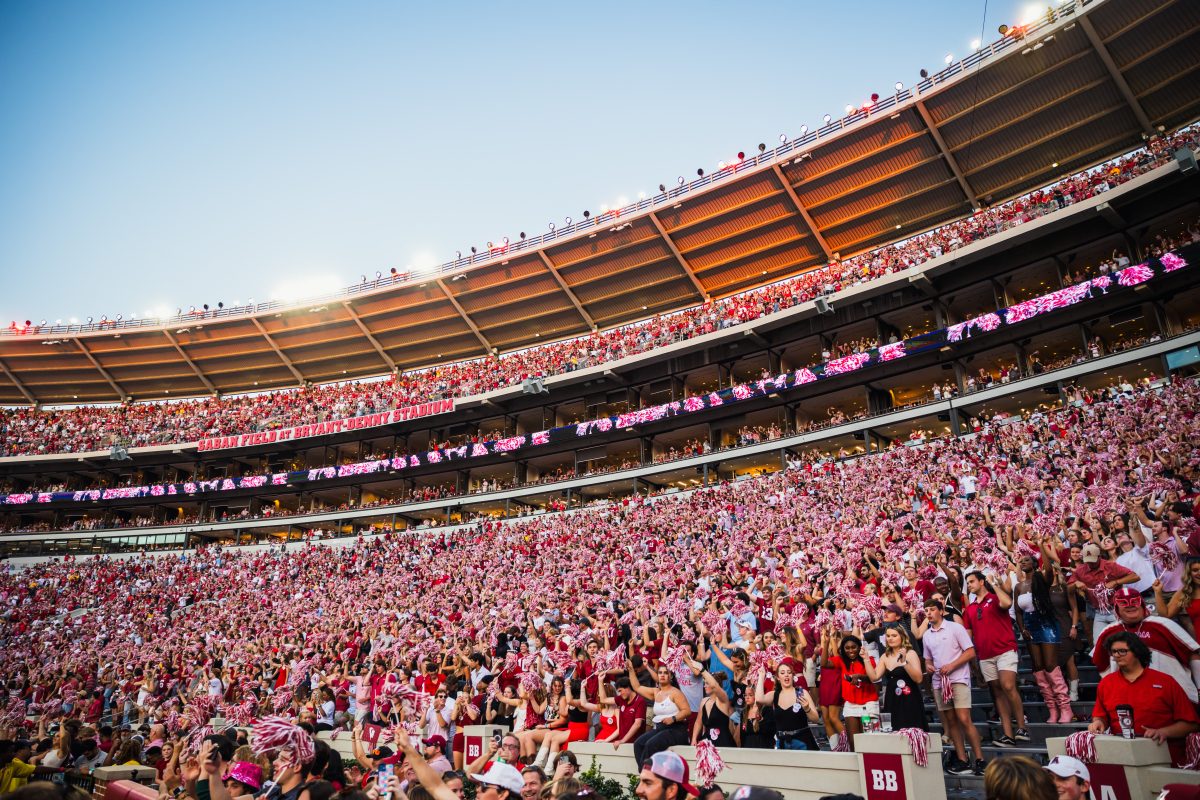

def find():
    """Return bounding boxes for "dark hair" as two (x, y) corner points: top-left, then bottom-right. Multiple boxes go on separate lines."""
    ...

(923, 598), (944, 611)
(302, 780), (337, 800)
(521, 765), (547, 781)
(1107, 631), (1152, 668)
(201, 734), (235, 761)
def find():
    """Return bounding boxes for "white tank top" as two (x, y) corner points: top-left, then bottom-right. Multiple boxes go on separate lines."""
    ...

(1016, 593), (1035, 613)
(652, 696), (680, 725)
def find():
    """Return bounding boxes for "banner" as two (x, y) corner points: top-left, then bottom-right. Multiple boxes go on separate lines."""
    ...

(196, 398), (455, 452)
(0, 248), (1190, 508)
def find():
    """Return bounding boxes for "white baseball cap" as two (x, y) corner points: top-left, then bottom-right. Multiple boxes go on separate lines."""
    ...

(468, 762), (524, 795)
(1045, 755), (1090, 782)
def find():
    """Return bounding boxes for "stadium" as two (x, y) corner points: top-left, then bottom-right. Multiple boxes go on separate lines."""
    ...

(2, 0), (1200, 799)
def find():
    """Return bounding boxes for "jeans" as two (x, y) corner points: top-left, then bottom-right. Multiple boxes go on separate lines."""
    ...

(633, 724), (689, 769)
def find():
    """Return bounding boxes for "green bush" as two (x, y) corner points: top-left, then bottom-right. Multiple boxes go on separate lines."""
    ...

(579, 755), (638, 800)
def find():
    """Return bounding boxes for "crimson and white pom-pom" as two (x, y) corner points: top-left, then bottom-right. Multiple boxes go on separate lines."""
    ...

(181, 725), (214, 759)
(1063, 731), (1097, 763)
(519, 671), (543, 694)
(599, 644), (627, 673)
(1091, 585), (1114, 614)
(272, 689), (294, 714)
(694, 740), (725, 787)
(0, 696), (25, 730)
(662, 646), (687, 674)
(185, 695), (217, 729)
(660, 597), (691, 626)
(220, 699), (257, 728)
(897, 728), (928, 767)
(937, 674), (954, 706)
(1151, 541), (1180, 573)
(831, 732), (851, 752)
(1182, 733), (1200, 770)
(251, 716), (315, 768)
(164, 711), (182, 735)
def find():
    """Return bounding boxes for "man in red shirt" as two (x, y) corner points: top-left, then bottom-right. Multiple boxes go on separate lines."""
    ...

(611, 678), (647, 749)
(1092, 587), (1200, 703)
(1089, 631), (1200, 766)
(964, 571), (1029, 745)
(1069, 543), (1139, 640)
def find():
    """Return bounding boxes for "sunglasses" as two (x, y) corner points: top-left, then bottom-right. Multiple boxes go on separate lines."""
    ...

(1109, 648), (1131, 656)
(1114, 598), (1143, 608)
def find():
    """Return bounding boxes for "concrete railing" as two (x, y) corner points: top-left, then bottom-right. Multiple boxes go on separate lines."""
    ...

(1046, 736), (1200, 799)
(568, 732), (945, 800)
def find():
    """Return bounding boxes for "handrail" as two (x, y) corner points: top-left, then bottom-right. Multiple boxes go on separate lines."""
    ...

(1, 1), (1086, 340)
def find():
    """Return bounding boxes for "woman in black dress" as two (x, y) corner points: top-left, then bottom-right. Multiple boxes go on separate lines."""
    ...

(685, 653), (738, 748)
(865, 625), (927, 731)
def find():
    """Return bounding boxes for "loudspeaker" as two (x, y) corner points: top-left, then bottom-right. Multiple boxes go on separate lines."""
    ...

(1176, 148), (1198, 175)
(814, 296), (834, 315)
(521, 377), (548, 395)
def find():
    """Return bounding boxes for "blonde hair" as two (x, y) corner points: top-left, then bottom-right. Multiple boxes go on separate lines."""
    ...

(882, 624), (915, 654)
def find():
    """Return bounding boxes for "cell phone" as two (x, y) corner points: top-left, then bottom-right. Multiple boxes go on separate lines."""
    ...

(377, 763), (394, 799)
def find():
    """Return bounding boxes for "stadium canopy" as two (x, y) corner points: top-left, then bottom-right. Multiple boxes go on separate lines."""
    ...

(1, 0), (1197, 405)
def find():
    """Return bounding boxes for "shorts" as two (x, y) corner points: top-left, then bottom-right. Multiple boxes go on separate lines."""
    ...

(1022, 610), (1061, 644)
(934, 683), (972, 711)
(843, 701), (880, 719)
(979, 649), (1019, 683)
(452, 732), (465, 755)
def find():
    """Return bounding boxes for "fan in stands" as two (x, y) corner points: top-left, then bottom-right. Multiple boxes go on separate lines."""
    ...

(0, 376), (1198, 784)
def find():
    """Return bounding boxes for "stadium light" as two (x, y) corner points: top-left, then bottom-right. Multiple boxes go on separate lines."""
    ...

(758, 143), (766, 153)
(799, 125), (808, 135)
(582, 210), (590, 218)
(999, 23), (1010, 35)
(717, 161), (725, 170)
(822, 114), (832, 124)
(658, 184), (666, 192)
(565, 216), (572, 225)
(502, 236), (509, 245)
(696, 168), (704, 177)
(677, 176), (685, 185)
(470, 246), (477, 254)
(519, 232), (526, 239)
(895, 81), (903, 91)
(548, 223), (555, 231)
(971, 38), (981, 50)
(944, 53), (954, 64)
(869, 93), (879, 103)
(844, 104), (854, 114)
(637, 191), (646, 200)
(920, 68), (929, 78)
(778, 133), (787, 143)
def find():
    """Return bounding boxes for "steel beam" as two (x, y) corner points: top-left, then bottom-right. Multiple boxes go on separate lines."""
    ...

(647, 212), (708, 301)
(914, 100), (979, 207)
(74, 338), (129, 402)
(435, 279), (493, 352)
(250, 317), (307, 386)
(163, 330), (218, 395)
(772, 164), (835, 260)
(0, 358), (37, 405)
(537, 250), (597, 330)
(342, 301), (398, 371)
(1078, 15), (1154, 134)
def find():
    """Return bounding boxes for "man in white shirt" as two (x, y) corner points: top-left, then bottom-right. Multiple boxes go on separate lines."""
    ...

(1115, 522), (1156, 595)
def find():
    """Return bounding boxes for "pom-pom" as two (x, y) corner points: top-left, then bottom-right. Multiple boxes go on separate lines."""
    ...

(897, 728), (928, 767)
(694, 740), (725, 787)
(1063, 731), (1097, 763)
(251, 716), (315, 768)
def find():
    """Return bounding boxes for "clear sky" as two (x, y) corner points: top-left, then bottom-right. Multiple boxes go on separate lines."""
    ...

(0, 0), (1030, 325)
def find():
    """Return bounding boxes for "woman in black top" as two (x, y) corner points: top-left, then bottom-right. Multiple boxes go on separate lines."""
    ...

(754, 659), (820, 750)
(685, 653), (737, 748)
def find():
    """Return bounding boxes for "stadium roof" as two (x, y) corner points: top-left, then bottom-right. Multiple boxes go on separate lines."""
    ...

(1, 0), (1197, 406)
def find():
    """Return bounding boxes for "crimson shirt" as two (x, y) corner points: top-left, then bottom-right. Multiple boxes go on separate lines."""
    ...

(963, 593), (1017, 660)
(1091, 667), (1200, 765)
(615, 693), (647, 740)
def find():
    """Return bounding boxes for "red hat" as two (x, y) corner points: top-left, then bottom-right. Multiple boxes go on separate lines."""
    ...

(421, 735), (447, 749)
(647, 751), (699, 797)
(1114, 587), (1142, 602)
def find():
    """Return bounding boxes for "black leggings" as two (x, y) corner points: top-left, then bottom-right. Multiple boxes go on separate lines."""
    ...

(633, 723), (690, 769)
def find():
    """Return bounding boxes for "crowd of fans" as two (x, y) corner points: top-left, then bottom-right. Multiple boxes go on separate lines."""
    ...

(1, 126), (1197, 458)
(0, 374), (1197, 800)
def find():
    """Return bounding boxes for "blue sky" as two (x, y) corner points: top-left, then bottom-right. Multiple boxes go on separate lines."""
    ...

(0, 0), (1029, 325)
